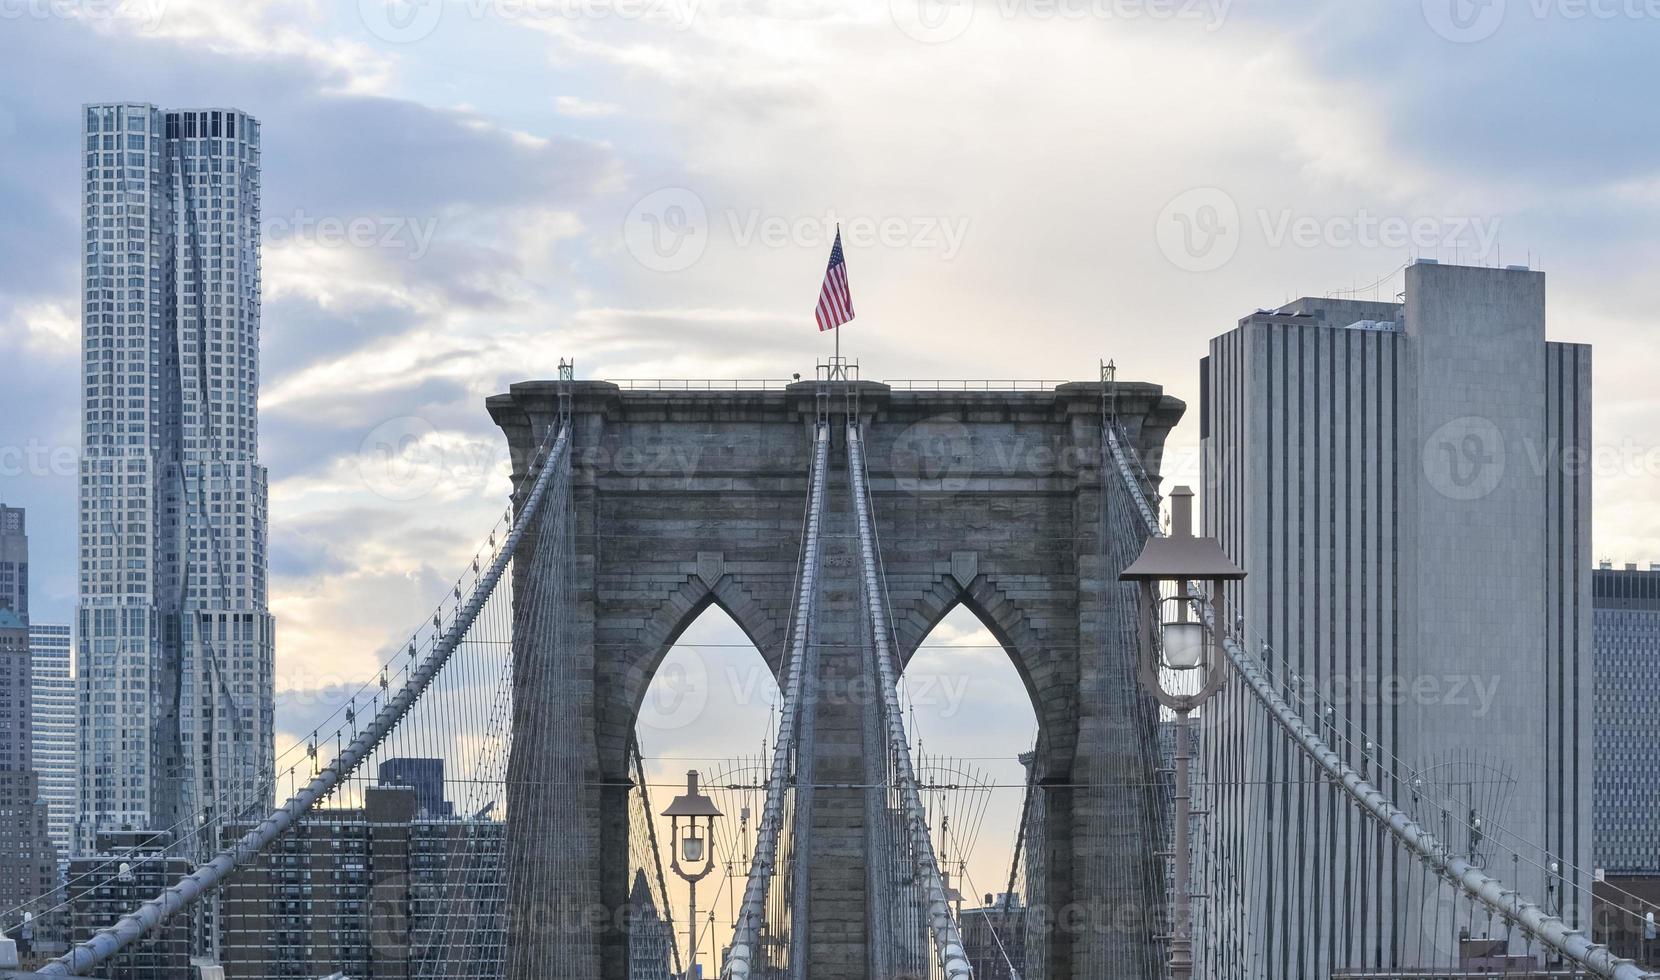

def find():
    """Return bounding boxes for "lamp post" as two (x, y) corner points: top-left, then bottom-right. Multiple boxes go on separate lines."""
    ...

(663, 770), (722, 978)
(1120, 485), (1246, 980)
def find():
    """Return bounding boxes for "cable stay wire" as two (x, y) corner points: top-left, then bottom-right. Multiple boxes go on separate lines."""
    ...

(41, 418), (573, 976)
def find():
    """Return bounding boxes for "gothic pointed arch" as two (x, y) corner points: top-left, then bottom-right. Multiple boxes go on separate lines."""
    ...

(595, 570), (787, 775)
(890, 568), (1076, 776)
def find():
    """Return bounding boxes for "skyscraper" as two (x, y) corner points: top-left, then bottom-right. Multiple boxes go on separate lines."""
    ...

(0, 505), (71, 916)
(29, 622), (76, 867)
(1198, 261), (1593, 977)
(0, 504), (27, 619)
(0, 610), (62, 926)
(1592, 562), (1660, 874)
(379, 757), (455, 818)
(77, 104), (273, 852)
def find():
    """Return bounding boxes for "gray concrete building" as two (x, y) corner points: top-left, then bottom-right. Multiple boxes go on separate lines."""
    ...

(1199, 261), (1594, 977)
(27, 623), (75, 868)
(0, 611), (58, 931)
(0, 506), (26, 620)
(77, 104), (273, 850)
(0, 508), (73, 945)
(1592, 563), (1660, 874)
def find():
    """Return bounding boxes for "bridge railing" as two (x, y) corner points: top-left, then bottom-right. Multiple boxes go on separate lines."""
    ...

(722, 422), (829, 980)
(600, 378), (1088, 392)
(602, 378), (799, 390)
(882, 379), (1072, 391)
(849, 420), (974, 980)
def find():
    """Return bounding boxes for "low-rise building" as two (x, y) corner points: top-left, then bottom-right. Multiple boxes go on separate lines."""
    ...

(1592, 872), (1660, 968)
(66, 830), (193, 979)
(960, 893), (1027, 980)
(216, 785), (504, 978)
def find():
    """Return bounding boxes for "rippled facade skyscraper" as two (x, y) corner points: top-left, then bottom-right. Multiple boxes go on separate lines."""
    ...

(77, 104), (273, 852)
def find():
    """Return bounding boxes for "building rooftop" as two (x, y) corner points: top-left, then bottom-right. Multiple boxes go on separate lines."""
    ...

(1597, 560), (1660, 572)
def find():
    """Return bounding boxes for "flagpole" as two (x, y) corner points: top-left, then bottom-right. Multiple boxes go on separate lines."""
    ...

(816, 223), (850, 381)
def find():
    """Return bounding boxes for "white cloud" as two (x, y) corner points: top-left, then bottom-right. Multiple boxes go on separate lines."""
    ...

(10, 2), (1660, 892)
(264, 326), (527, 415)
(554, 94), (621, 117)
(82, 0), (398, 93)
(1, 301), (79, 358)
(264, 236), (439, 313)
(271, 423), (513, 510)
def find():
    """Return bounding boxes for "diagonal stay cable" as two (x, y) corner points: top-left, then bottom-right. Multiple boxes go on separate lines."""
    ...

(43, 422), (571, 977)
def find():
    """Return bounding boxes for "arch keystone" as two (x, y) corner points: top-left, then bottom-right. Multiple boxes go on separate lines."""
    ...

(696, 550), (725, 588)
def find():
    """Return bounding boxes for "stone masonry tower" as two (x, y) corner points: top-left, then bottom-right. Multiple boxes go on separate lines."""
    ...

(490, 376), (1183, 979)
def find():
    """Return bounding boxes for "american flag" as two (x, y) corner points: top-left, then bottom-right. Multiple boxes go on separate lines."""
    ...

(814, 228), (854, 332)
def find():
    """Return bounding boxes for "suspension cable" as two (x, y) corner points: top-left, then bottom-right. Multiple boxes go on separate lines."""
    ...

(1102, 420), (1659, 980)
(848, 421), (973, 980)
(722, 422), (829, 980)
(43, 422), (572, 976)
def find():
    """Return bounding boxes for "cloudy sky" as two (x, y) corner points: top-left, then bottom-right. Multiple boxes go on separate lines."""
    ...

(3, 0), (1660, 955)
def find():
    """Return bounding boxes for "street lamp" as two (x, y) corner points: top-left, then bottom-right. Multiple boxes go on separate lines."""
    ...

(1120, 485), (1245, 980)
(663, 770), (722, 977)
